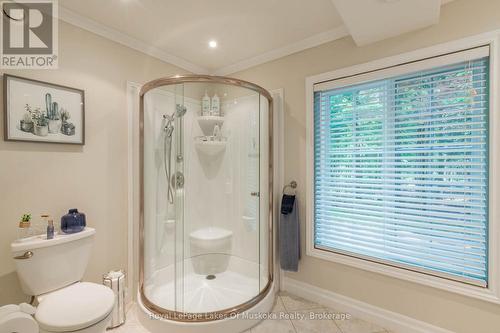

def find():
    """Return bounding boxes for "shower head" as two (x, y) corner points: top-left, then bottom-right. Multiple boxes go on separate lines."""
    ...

(163, 104), (186, 137)
(175, 104), (187, 118)
(163, 104), (187, 122)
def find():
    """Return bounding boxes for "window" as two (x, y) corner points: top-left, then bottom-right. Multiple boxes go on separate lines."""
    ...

(312, 46), (489, 287)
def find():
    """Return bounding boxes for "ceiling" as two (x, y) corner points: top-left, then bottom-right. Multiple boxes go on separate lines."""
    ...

(59, 0), (451, 75)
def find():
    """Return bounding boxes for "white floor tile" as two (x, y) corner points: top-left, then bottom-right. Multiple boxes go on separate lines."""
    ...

(251, 317), (296, 333)
(279, 291), (323, 311)
(111, 293), (388, 333)
(112, 322), (150, 333)
(289, 308), (342, 333)
(335, 316), (387, 333)
(272, 297), (286, 313)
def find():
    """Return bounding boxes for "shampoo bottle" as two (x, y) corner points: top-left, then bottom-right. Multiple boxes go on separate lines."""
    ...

(47, 219), (54, 239)
(213, 125), (221, 141)
(211, 93), (220, 116)
(202, 91), (211, 116)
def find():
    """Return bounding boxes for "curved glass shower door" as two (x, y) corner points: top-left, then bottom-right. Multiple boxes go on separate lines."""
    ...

(142, 82), (186, 314)
(141, 77), (272, 320)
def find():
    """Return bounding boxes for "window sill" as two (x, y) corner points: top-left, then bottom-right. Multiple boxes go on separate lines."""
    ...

(306, 244), (500, 304)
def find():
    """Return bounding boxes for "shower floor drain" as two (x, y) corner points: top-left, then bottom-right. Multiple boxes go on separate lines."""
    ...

(206, 275), (216, 280)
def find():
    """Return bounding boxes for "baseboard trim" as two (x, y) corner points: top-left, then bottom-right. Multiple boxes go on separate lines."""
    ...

(283, 277), (455, 333)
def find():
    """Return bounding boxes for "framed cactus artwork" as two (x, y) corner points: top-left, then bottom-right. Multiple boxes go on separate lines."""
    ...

(3, 74), (85, 145)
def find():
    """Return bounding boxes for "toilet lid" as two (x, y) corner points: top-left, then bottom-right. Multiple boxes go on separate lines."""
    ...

(35, 282), (115, 332)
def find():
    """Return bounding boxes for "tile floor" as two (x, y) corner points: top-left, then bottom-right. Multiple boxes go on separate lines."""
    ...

(113, 291), (392, 333)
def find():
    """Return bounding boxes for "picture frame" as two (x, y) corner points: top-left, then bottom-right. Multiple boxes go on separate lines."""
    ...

(3, 74), (85, 145)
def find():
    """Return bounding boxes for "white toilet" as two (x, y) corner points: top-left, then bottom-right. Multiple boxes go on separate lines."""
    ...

(10, 227), (115, 333)
(189, 227), (232, 275)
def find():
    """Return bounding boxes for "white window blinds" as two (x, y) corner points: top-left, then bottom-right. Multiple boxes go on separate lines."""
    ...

(313, 47), (489, 287)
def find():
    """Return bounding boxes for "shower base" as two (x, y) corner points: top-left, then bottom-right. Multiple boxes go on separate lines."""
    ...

(138, 256), (275, 333)
(148, 268), (261, 313)
(144, 256), (268, 313)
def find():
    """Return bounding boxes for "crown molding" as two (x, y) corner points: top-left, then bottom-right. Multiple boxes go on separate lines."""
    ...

(213, 25), (349, 75)
(59, 2), (453, 76)
(58, 6), (349, 76)
(58, 6), (209, 74)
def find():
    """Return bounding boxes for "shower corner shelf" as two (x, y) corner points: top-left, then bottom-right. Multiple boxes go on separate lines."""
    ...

(197, 115), (224, 135)
(195, 138), (227, 156)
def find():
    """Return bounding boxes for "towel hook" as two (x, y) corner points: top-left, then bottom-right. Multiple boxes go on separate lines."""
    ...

(283, 180), (297, 195)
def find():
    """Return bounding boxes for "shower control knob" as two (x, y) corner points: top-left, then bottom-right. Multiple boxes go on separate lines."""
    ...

(171, 172), (185, 189)
(251, 192), (260, 197)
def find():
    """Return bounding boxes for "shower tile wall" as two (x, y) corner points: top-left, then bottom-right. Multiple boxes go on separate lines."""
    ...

(144, 89), (264, 284)
(184, 95), (261, 264)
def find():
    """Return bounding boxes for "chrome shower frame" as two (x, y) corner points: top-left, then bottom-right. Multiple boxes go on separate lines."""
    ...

(139, 75), (274, 322)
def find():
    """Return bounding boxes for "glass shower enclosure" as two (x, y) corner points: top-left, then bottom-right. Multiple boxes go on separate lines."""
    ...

(139, 76), (273, 321)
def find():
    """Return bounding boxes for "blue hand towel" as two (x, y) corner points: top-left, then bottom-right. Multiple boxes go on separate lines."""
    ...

(280, 196), (300, 272)
(281, 194), (295, 215)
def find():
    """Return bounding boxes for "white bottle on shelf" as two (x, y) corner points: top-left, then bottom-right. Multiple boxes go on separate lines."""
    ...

(211, 93), (220, 116)
(202, 91), (211, 116)
(213, 124), (221, 141)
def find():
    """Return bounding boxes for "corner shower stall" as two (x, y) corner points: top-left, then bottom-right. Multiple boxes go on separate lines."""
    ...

(137, 76), (275, 332)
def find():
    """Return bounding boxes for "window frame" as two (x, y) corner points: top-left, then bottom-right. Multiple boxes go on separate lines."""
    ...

(305, 33), (500, 304)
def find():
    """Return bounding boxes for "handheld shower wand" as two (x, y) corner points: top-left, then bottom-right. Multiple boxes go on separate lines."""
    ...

(163, 104), (187, 204)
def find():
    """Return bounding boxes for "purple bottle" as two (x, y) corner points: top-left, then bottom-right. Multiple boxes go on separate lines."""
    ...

(61, 209), (86, 234)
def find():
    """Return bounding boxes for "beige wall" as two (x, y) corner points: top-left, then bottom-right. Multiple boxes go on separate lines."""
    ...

(2, 1), (500, 332)
(0, 21), (187, 305)
(232, 0), (500, 332)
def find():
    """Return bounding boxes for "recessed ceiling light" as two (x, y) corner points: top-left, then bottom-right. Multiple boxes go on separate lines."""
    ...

(209, 40), (217, 49)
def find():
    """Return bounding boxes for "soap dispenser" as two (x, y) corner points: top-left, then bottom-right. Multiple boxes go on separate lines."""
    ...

(211, 93), (220, 116)
(202, 91), (211, 116)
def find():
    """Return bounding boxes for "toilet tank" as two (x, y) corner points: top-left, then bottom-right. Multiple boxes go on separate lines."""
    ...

(11, 227), (95, 296)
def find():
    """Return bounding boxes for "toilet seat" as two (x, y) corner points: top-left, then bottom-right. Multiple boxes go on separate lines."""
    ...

(35, 282), (115, 332)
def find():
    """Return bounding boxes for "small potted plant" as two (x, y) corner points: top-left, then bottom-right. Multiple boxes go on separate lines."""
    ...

(31, 107), (49, 137)
(20, 105), (34, 133)
(60, 108), (70, 123)
(17, 213), (33, 240)
(19, 213), (32, 228)
(60, 109), (75, 136)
